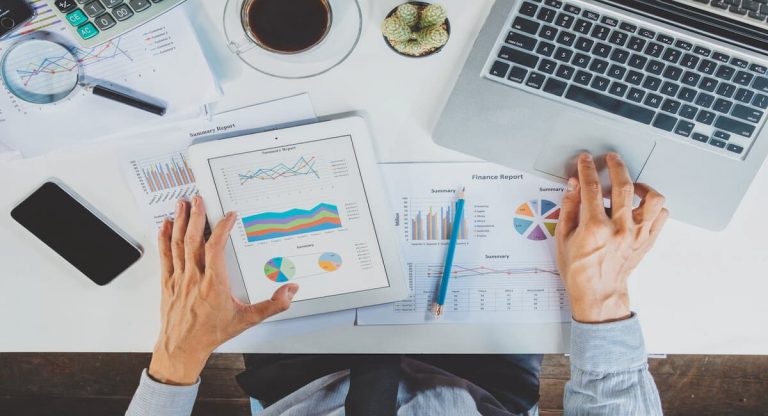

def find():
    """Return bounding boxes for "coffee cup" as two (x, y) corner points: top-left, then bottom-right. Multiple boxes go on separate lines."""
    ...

(241, 0), (333, 54)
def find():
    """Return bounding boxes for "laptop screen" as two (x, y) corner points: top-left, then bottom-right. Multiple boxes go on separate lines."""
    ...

(595, 0), (768, 54)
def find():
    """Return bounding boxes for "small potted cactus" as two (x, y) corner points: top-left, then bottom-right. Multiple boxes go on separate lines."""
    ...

(382, 2), (450, 58)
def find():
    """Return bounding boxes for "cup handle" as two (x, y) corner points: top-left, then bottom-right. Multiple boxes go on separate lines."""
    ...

(227, 35), (257, 55)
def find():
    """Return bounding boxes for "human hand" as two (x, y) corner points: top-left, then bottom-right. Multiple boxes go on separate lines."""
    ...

(556, 153), (668, 324)
(148, 196), (299, 385)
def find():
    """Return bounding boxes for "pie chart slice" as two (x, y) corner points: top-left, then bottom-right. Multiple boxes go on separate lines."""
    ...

(318, 252), (343, 272)
(514, 199), (560, 241)
(264, 257), (296, 282)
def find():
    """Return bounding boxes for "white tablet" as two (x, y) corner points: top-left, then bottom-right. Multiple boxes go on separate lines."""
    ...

(189, 116), (408, 320)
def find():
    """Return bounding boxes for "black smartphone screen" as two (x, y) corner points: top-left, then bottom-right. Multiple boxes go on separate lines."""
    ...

(11, 182), (142, 285)
(0, 0), (35, 39)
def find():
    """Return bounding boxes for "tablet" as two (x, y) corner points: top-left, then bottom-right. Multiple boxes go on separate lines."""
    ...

(189, 116), (408, 320)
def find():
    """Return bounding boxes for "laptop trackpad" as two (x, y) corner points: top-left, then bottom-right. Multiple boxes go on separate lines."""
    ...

(534, 133), (655, 182)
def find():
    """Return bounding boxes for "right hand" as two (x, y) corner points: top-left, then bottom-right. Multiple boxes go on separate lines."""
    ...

(555, 152), (669, 324)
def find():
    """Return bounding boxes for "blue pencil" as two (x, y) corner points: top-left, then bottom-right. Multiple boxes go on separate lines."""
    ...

(433, 187), (465, 317)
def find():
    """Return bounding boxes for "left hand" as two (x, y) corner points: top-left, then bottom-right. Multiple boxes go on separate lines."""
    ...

(148, 196), (299, 385)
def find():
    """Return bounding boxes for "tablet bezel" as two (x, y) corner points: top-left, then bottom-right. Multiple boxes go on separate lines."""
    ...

(189, 116), (408, 321)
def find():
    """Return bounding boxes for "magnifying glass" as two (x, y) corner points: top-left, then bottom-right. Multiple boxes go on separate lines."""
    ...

(0, 39), (166, 115)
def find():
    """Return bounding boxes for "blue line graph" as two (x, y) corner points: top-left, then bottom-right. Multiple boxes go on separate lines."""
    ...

(238, 156), (320, 185)
(14, 38), (133, 86)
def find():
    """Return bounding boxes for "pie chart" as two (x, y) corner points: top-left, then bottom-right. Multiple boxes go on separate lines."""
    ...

(513, 199), (560, 241)
(264, 257), (297, 282)
(318, 252), (343, 272)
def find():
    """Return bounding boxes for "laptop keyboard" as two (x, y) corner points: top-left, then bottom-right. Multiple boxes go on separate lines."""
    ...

(699, 0), (768, 23)
(483, 0), (768, 159)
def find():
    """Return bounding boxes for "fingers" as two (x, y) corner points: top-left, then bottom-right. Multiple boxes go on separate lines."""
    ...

(241, 284), (299, 326)
(205, 212), (237, 264)
(158, 219), (174, 295)
(647, 208), (669, 246)
(171, 200), (190, 273)
(633, 183), (666, 225)
(557, 177), (581, 239)
(184, 196), (207, 271)
(577, 153), (607, 223)
(606, 153), (634, 229)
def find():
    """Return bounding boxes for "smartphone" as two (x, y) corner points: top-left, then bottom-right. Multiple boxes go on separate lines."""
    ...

(11, 181), (143, 286)
(0, 0), (35, 39)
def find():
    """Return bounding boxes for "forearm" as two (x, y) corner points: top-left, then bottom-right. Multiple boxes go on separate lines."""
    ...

(564, 314), (663, 416)
(125, 370), (199, 416)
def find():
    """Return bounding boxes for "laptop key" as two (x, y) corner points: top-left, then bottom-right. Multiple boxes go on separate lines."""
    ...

(661, 81), (680, 96)
(709, 138), (727, 149)
(556, 64), (575, 79)
(619, 22), (637, 33)
(628, 54), (648, 69)
(519, 1), (538, 17)
(699, 77), (718, 92)
(639, 28), (655, 38)
(715, 65), (735, 80)
(573, 19), (592, 34)
(502, 48), (539, 68)
(662, 48), (682, 63)
(715, 115), (756, 137)
(565, 85), (655, 124)
(627, 87), (645, 103)
(698, 59), (717, 75)
(536, 41), (555, 57)
(731, 58), (748, 69)
(752, 76), (768, 92)
(539, 25), (558, 40)
(749, 63), (766, 74)
(681, 71), (700, 86)
(575, 36), (594, 52)
(696, 92), (715, 107)
(591, 75), (610, 91)
(735, 88), (755, 103)
(526, 72), (546, 89)
(694, 46), (711, 56)
(692, 133), (709, 143)
(609, 31), (628, 46)
(556, 31), (576, 46)
(554, 47), (573, 62)
(675, 40), (693, 51)
(555, 12), (574, 28)
(646, 60), (665, 75)
(716, 82), (736, 98)
(572, 53), (590, 68)
(732, 104), (763, 122)
(593, 42), (611, 57)
(601, 16), (618, 26)
(696, 109), (716, 125)
(644, 42), (664, 58)
(538, 59), (557, 74)
(564, 4), (581, 14)
(610, 49), (629, 64)
(653, 113), (678, 131)
(656, 34), (674, 45)
(591, 24), (610, 40)
(543, 77), (568, 96)
(678, 87), (697, 102)
(752, 93), (768, 109)
(508, 66), (529, 83)
(679, 104), (698, 119)
(513, 17), (540, 34)
(713, 131), (731, 141)
(663, 66), (683, 81)
(507, 32), (537, 51)
(624, 70), (643, 85)
(607, 64), (626, 79)
(627, 36), (646, 52)
(662, 98), (681, 114)
(545, 0), (563, 8)
(589, 59), (609, 74)
(644, 93), (663, 108)
(675, 120), (695, 137)
(574, 70), (592, 85)
(680, 53), (699, 69)
(727, 143), (744, 154)
(713, 98), (733, 113)
(490, 61), (510, 77)
(537, 7), (557, 22)
(582, 9), (599, 20)
(712, 52), (730, 63)
(733, 71), (753, 86)
(609, 82), (628, 97)
(643, 76), (662, 91)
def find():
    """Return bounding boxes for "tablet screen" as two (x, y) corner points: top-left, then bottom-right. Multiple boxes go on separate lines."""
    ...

(207, 135), (391, 302)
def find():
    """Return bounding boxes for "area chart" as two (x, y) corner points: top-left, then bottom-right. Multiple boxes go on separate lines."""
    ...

(243, 203), (342, 243)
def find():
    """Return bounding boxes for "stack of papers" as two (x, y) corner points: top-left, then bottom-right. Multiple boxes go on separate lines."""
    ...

(0, 3), (221, 157)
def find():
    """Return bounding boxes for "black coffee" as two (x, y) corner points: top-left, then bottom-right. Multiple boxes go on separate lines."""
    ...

(245, 0), (330, 53)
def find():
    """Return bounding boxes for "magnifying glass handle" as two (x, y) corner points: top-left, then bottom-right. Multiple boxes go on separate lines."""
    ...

(87, 84), (167, 116)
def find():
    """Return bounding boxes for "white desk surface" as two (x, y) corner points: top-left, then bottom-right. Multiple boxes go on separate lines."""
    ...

(1, 0), (767, 354)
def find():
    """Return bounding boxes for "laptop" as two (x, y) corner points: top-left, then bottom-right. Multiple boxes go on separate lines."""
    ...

(434, 0), (768, 231)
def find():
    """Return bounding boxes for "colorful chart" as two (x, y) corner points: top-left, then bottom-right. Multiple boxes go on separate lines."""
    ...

(264, 257), (296, 282)
(243, 203), (342, 242)
(238, 156), (319, 185)
(410, 204), (468, 241)
(513, 199), (560, 241)
(318, 252), (343, 272)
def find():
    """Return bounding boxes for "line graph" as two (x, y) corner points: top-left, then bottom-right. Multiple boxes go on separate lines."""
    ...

(421, 264), (560, 279)
(15, 39), (133, 87)
(238, 156), (319, 185)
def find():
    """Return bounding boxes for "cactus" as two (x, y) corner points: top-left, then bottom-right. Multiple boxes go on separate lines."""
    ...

(396, 3), (419, 27)
(382, 16), (412, 42)
(383, 2), (449, 57)
(420, 4), (447, 28)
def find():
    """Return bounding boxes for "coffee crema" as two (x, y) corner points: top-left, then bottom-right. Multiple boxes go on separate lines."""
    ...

(243, 0), (331, 54)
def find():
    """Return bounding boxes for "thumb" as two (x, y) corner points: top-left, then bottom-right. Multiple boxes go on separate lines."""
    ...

(242, 284), (299, 325)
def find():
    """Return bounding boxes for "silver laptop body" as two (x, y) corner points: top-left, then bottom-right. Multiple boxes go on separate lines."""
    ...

(435, 0), (768, 230)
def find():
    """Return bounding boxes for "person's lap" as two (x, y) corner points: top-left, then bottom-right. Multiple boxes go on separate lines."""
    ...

(238, 353), (542, 414)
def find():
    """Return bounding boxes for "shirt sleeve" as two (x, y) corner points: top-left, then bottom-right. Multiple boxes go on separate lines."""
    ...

(125, 369), (200, 416)
(564, 314), (663, 416)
